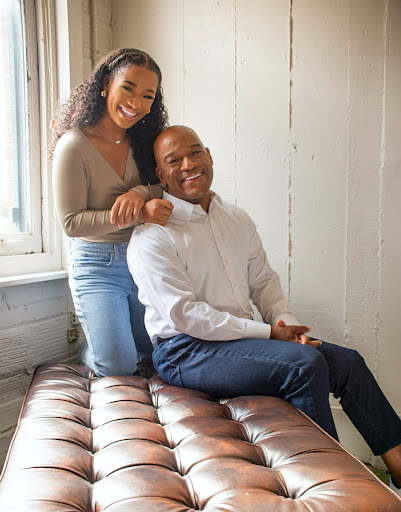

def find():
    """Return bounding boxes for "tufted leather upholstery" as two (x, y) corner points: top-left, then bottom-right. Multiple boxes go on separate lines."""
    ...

(0, 363), (400, 512)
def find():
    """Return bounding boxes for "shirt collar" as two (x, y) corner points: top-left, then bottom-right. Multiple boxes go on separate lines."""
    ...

(163, 191), (221, 222)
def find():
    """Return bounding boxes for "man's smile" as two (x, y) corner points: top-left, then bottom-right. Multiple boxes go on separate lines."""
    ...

(182, 172), (204, 182)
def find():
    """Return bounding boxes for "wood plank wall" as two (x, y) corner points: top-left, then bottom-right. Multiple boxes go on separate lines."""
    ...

(111, 0), (401, 464)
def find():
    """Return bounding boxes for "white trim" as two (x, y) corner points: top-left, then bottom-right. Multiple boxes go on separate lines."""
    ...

(0, 0), (42, 256)
(0, 251), (62, 279)
(25, 0), (42, 254)
(36, 0), (60, 257)
(0, 270), (67, 288)
(55, 0), (84, 98)
(0, 0), (63, 277)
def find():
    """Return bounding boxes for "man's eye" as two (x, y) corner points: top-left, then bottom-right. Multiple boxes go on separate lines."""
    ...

(168, 159), (177, 165)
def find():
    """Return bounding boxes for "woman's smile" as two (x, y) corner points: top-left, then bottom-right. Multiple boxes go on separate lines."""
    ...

(118, 105), (138, 119)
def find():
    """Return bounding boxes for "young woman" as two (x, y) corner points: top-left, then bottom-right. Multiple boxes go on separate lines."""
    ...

(51, 48), (173, 377)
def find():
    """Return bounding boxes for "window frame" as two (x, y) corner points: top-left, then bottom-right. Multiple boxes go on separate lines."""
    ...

(0, 0), (62, 279)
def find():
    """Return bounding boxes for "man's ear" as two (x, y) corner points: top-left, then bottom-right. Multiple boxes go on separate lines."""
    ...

(155, 167), (166, 185)
(205, 147), (213, 165)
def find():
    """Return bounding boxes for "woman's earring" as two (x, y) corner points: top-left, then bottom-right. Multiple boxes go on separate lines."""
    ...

(101, 90), (107, 98)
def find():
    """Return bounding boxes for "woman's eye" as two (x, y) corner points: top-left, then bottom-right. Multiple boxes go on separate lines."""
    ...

(144, 95), (154, 100)
(122, 85), (132, 92)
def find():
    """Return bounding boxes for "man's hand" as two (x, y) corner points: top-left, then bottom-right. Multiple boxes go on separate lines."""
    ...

(142, 199), (174, 225)
(110, 190), (145, 228)
(271, 320), (322, 347)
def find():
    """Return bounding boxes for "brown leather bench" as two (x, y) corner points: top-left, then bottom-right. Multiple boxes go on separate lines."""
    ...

(0, 363), (400, 511)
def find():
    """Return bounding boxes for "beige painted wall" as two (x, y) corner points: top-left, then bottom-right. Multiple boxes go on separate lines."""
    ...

(111, 0), (401, 464)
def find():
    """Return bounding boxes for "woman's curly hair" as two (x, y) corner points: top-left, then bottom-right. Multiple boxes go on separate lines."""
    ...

(49, 48), (168, 185)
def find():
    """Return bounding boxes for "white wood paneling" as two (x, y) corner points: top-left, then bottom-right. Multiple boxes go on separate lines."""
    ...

(82, 0), (112, 78)
(182, 0), (236, 201)
(93, 0), (112, 61)
(109, 0), (401, 463)
(82, 0), (93, 78)
(377, 0), (401, 411)
(289, 0), (349, 342)
(236, 0), (290, 288)
(112, 0), (185, 125)
(345, 0), (386, 369)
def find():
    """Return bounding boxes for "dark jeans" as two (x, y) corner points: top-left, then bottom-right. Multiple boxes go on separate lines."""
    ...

(153, 334), (401, 455)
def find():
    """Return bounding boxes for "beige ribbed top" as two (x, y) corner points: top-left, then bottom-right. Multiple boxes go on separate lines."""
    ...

(52, 128), (163, 242)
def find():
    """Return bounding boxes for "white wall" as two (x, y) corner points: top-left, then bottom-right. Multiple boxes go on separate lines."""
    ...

(111, 0), (401, 465)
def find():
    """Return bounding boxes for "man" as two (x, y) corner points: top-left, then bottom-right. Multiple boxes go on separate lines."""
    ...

(127, 125), (401, 486)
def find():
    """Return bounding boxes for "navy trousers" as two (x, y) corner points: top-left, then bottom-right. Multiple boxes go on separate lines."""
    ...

(153, 334), (401, 455)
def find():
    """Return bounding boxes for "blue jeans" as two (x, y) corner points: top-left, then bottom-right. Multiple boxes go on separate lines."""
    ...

(153, 334), (401, 455)
(68, 238), (153, 376)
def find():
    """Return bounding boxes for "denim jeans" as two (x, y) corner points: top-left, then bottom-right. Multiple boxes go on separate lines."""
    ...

(153, 334), (401, 456)
(68, 238), (153, 376)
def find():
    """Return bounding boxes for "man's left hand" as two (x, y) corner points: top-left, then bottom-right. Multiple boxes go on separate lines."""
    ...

(276, 319), (322, 347)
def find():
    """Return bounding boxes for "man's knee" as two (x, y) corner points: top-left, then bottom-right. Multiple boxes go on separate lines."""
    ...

(283, 344), (329, 391)
(281, 345), (330, 404)
(297, 344), (328, 373)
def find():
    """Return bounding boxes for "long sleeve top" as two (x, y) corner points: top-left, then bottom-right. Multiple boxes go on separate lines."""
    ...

(127, 191), (299, 345)
(52, 128), (163, 242)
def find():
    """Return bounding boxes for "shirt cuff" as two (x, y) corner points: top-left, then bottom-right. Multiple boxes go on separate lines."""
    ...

(243, 319), (272, 339)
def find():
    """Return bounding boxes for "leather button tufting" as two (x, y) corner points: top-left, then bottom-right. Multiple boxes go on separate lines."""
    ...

(0, 363), (400, 512)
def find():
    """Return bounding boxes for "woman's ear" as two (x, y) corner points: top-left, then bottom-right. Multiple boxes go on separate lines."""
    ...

(103, 75), (110, 92)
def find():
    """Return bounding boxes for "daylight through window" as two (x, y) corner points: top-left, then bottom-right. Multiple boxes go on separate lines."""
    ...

(0, 0), (41, 256)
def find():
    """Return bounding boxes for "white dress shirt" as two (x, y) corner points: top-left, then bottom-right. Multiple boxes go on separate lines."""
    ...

(128, 192), (299, 345)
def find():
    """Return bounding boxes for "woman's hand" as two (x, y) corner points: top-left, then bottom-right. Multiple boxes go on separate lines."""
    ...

(142, 199), (174, 225)
(110, 190), (145, 228)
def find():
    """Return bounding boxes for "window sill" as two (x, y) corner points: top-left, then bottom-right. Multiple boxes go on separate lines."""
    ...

(0, 270), (67, 288)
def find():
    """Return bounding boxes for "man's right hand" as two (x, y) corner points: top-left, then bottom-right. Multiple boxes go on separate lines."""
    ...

(142, 199), (174, 225)
(270, 320), (322, 347)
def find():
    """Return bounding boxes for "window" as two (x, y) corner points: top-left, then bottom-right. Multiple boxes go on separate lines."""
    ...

(0, 0), (62, 278)
(0, 0), (41, 256)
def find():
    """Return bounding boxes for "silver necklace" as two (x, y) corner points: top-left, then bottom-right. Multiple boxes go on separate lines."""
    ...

(94, 124), (126, 144)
